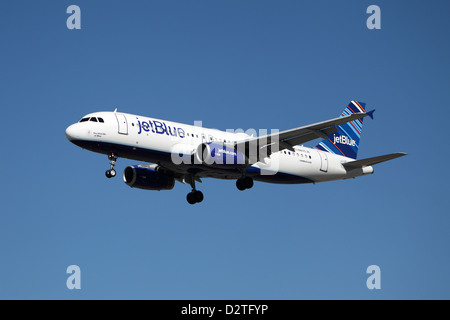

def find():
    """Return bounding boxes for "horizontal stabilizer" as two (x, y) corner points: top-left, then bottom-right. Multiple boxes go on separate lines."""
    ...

(343, 152), (407, 169)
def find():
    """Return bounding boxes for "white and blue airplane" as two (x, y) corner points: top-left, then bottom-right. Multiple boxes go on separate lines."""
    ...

(65, 100), (406, 204)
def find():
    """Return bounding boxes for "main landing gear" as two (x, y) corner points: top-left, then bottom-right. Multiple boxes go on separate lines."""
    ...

(236, 176), (253, 191)
(105, 153), (117, 178)
(187, 190), (204, 205)
(186, 177), (203, 205)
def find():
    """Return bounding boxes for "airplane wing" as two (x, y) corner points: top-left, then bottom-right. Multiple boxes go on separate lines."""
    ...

(235, 112), (370, 162)
(342, 152), (407, 169)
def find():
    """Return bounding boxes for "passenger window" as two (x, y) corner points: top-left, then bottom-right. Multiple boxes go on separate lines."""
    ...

(90, 117), (98, 122)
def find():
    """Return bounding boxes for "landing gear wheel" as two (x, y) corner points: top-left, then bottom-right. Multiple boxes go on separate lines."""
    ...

(187, 192), (196, 204)
(236, 179), (246, 191)
(185, 175), (204, 204)
(243, 176), (253, 189)
(236, 177), (254, 190)
(105, 169), (116, 178)
(106, 153), (118, 178)
(187, 190), (204, 204)
(193, 190), (204, 203)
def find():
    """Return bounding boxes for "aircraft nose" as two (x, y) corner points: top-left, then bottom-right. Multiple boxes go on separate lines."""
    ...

(65, 124), (80, 141)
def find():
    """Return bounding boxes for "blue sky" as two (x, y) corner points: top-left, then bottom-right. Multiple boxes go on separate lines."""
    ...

(0, 0), (448, 299)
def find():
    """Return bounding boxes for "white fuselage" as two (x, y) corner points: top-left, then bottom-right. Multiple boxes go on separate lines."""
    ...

(65, 111), (373, 184)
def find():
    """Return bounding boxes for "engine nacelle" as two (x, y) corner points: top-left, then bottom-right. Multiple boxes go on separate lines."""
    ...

(194, 142), (248, 168)
(123, 165), (175, 190)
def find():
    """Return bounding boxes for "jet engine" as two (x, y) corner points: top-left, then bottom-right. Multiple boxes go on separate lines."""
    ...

(123, 165), (175, 190)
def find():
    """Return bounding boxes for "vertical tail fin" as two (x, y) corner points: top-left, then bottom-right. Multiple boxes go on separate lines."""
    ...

(315, 100), (371, 159)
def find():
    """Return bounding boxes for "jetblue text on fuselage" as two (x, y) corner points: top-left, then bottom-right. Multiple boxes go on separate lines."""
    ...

(333, 134), (356, 147)
(137, 119), (185, 138)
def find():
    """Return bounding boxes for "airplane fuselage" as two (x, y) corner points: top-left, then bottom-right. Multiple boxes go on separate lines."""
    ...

(65, 111), (373, 185)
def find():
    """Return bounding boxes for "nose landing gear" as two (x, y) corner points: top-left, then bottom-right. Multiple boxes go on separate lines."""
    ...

(105, 153), (117, 178)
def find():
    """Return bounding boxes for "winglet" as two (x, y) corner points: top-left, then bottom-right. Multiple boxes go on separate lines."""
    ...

(367, 109), (375, 120)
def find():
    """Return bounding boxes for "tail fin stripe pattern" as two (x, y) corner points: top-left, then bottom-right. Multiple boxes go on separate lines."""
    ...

(342, 109), (363, 131)
(346, 105), (358, 115)
(314, 100), (368, 159)
(349, 120), (361, 135)
(340, 109), (362, 137)
(339, 126), (360, 148)
(354, 100), (365, 111)
(353, 101), (365, 112)
(354, 119), (363, 131)
(329, 141), (346, 156)
(317, 140), (346, 157)
(343, 113), (362, 134)
(317, 142), (333, 154)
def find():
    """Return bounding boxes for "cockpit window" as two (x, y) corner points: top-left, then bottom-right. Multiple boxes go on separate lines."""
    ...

(79, 117), (104, 123)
